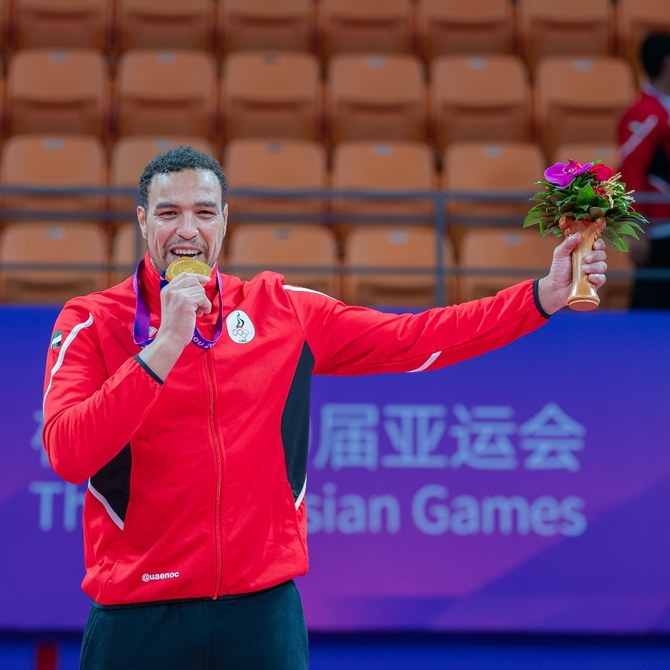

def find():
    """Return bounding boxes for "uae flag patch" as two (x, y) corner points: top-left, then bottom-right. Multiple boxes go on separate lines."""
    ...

(50, 330), (62, 349)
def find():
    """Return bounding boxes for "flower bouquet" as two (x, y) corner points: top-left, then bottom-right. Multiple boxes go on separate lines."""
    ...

(523, 160), (647, 310)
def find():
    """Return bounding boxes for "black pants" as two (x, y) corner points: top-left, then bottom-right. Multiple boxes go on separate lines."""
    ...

(80, 581), (309, 670)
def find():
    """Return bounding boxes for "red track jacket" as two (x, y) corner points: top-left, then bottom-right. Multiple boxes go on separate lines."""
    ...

(618, 84), (670, 225)
(42, 255), (549, 605)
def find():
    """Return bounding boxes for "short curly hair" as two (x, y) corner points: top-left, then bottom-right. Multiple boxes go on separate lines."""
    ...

(641, 32), (670, 80)
(138, 146), (228, 210)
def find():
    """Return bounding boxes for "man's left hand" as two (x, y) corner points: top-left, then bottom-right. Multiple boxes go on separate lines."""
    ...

(537, 233), (608, 315)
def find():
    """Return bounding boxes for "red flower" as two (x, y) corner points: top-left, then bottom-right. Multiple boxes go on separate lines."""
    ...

(589, 163), (615, 182)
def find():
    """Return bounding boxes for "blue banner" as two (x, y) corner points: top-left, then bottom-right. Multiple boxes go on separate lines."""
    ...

(2, 306), (669, 632)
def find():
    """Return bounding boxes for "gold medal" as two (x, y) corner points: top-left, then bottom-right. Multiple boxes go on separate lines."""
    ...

(165, 258), (212, 281)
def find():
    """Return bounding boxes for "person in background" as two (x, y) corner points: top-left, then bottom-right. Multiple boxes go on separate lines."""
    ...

(41, 146), (608, 670)
(618, 31), (670, 308)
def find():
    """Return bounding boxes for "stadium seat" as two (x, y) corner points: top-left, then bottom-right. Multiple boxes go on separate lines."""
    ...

(616, 0), (670, 73)
(430, 55), (532, 151)
(0, 0), (10, 46)
(6, 48), (109, 138)
(326, 54), (428, 145)
(317, 0), (415, 59)
(517, 0), (615, 68)
(0, 134), (107, 224)
(223, 138), (327, 229)
(218, 0), (315, 54)
(225, 224), (340, 296)
(221, 51), (322, 142)
(342, 226), (454, 307)
(441, 141), (546, 250)
(115, 49), (218, 139)
(534, 56), (636, 158)
(552, 142), (619, 168)
(416, 0), (514, 61)
(458, 228), (557, 302)
(330, 140), (436, 238)
(12, 0), (111, 51)
(109, 221), (146, 284)
(109, 135), (216, 221)
(0, 221), (109, 303)
(114, 0), (213, 53)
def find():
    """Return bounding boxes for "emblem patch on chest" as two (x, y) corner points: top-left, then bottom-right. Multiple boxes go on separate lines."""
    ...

(226, 310), (255, 344)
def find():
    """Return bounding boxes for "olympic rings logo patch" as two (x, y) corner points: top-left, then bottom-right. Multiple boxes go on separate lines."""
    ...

(226, 310), (255, 344)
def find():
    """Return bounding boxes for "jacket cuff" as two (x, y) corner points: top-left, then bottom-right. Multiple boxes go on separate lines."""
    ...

(134, 354), (164, 384)
(533, 279), (552, 319)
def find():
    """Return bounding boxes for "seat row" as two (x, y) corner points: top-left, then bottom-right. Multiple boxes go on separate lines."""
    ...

(0, 0), (668, 71)
(0, 48), (638, 156)
(0, 220), (635, 311)
(0, 134), (621, 234)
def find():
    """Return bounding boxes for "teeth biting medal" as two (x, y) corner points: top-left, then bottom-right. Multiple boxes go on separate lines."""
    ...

(165, 257), (212, 281)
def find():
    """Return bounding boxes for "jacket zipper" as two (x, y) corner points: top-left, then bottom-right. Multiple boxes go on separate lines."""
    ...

(204, 351), (224, 597)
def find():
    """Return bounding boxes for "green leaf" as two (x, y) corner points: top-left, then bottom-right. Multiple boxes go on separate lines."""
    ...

(626, 212), (648, 225)
(613, 222), (640, 239)
(589, 207), (605, 218)
(522, 208), (544, 228)
(575, 183), (596, 208)
(612, 237), (629, 252)
(601, 228), (628, 251)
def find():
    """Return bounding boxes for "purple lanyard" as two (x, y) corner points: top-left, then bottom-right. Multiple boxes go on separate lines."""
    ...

(132, 260), (224, 350)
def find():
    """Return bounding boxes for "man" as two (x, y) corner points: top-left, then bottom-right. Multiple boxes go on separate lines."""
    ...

(618, 31), (670, 308)
(42, 146), (607, 669)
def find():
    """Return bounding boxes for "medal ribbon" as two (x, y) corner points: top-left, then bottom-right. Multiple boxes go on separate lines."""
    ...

(133, 259), (223, 350)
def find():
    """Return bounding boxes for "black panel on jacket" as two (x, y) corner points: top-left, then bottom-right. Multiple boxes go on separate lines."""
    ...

(281, 341), (314, 502)
(90, 443), (132, 524)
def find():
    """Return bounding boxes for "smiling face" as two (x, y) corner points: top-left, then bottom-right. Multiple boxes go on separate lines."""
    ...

(137, 169), (228, 276)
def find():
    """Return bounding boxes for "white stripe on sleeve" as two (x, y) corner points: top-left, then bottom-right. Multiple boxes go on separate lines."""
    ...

(407, 351), (442, 373)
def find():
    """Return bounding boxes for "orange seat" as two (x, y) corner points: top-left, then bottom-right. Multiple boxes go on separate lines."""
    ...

(458, 228), (557, 302)
(225, 224), (340, 296)
(223, 138), (327, 229)
(0, 221), (109, 304)
(218, 0), (315, 54)
(317, 0), (415, 59)
(552, 142), (619, 168)
(115, 49), (218, 139)
(109, 222), (146, 284)
(535, 56), (636, 158)
(0, 134), (107, 224)
(416, 0), (514, 61)
(331, 140), (436, 238)
(114, 0), (213, 53)
(441, 142), (546, 248)
(616, 0), (670, 72)
(0, 0), (10, 46)
(430, 55), (532, 151)
(12, 0), (111, 51)
(517, 0), (615, 68)
(110, 135), (215, 220)
(6, 48), (109, 137)
(327, 54), (428, 145)
(342, 226), (455, 307)
(221, 51), (322, 142)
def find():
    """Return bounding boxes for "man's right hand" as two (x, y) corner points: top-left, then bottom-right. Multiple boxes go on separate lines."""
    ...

(137, 273), (211, 381)
(157, 273), (212, 349)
